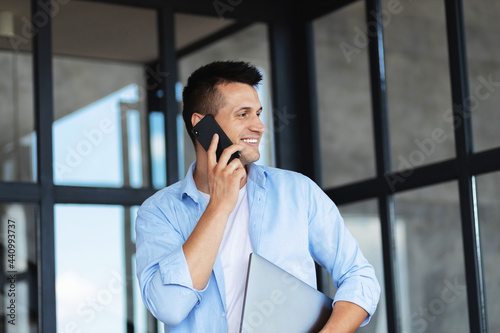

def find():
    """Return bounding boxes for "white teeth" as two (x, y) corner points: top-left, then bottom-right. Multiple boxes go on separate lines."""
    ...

(243, 139), (257, 143)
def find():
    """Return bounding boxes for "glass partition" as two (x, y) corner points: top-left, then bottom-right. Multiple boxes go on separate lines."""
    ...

(463, 0), (500, 152)
(394, 182), (468, 332)
(476, 172), (500, 332)
(0, 0), (36, 182)
(383, 0), (455, 171)
(313, 1), (376, 188)
(51, 1), (157, 188)
(55, 204), (150, 332)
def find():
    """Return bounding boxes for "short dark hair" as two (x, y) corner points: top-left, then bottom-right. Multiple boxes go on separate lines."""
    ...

(182, 61), (263, 146)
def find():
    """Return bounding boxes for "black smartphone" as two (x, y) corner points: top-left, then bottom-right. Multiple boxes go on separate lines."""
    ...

(191, 114), (241, 164)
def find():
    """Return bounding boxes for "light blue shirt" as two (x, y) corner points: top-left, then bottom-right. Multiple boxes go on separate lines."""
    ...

(135, 162), (380, 332)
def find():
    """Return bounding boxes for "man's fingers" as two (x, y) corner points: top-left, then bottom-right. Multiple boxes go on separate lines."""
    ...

(207, 134), (219, 169)
(222, 156), (244, 176)
(217, 144), (243, 166)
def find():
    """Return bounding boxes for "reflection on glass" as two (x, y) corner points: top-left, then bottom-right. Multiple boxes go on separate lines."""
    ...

(313, 1), (376, 188)
(178, 23), (274, 174)
(149, 112), (167, 189)
(55, 204), (160, 332)
(53, 84), (139, 187)
(55, 204), (126, 332)
(130, 206), (139, 245)
(318, 200), (386, 333)
(0, 203), (38, 332)
(463, 0), (500, 152)
(383, 0), (455, 171)
(476, 173), (500, 331)
(394, 182), (468, 332)
(125, 109), (143, 188)
(52, 1), (156, 188)
(0, 0), (36, 182)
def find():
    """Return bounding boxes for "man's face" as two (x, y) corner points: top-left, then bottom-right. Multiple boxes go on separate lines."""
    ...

(213, 82), (265, 165)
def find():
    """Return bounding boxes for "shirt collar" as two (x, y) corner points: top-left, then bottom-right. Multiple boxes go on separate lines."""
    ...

(180, 161), (268, 202)
(180, 161), (201, 203)
(247, 162), (268, 188)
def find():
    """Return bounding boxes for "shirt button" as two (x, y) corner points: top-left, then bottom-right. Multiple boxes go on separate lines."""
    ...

(222, 312), (226, 317)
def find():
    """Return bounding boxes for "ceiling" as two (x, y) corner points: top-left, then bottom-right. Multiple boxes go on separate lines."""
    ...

(0, 0), (235, 63)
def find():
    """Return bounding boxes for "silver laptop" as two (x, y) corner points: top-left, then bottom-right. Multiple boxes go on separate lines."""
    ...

(239, 253), (333, 333)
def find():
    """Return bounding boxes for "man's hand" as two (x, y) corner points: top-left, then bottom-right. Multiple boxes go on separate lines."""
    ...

(206, 134), (246, 214)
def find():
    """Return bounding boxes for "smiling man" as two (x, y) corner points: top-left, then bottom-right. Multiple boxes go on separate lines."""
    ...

(135, 61), (380, 333)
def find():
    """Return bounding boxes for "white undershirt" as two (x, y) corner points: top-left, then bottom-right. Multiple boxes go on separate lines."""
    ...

(200, 185), (253, 333)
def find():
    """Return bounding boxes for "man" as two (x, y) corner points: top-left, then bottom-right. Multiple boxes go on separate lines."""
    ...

(136, 61), (380, 332)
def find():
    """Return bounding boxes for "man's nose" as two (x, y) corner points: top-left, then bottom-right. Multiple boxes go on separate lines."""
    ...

(251, 114), (265, 133)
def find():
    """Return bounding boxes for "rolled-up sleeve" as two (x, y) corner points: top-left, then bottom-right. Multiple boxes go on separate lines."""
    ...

(306, 180), (381, 326)
(135, 204), (208, 326)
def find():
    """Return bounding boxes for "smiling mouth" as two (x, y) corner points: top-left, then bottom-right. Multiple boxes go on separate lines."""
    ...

(242, 138), (258, 144)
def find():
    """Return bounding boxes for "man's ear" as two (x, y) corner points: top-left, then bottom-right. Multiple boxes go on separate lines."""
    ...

(191, 113), (204, 128)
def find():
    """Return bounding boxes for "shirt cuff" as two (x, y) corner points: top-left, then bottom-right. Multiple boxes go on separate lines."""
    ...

(158, 246), (209, 303)
(333, 278), (379, 327)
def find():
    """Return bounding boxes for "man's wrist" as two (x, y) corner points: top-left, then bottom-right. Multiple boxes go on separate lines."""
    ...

(205, 200), (233, 219)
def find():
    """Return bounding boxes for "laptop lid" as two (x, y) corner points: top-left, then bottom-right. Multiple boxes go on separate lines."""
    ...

(239, 253), (333, 333)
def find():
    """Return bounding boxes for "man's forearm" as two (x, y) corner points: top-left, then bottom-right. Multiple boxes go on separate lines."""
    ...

(182, 202), (231, 290)
(319, 301), (368, 333)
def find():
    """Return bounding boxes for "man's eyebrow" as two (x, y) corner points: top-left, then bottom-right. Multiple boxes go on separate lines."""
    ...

(232, 106), (263, 113)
